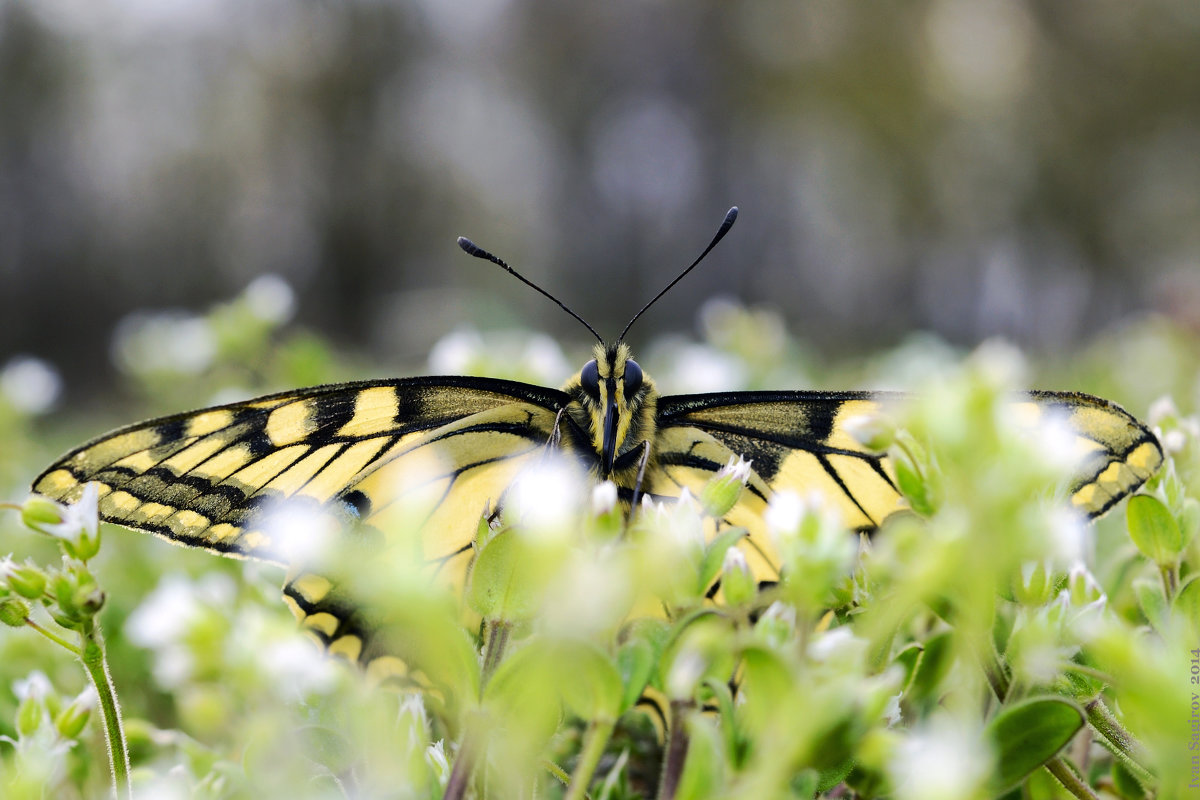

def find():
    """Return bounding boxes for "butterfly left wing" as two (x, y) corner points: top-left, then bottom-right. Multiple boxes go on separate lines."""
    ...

(33, 376), (568, 671)
(650, 390), (1162, 582)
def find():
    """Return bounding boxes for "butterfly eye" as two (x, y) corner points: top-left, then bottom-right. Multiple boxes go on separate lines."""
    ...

(581, 359), (600, 396)
(623, 359), (643, 394)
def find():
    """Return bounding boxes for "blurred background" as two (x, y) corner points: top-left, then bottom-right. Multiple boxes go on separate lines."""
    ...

(2, 0), (1200, 408)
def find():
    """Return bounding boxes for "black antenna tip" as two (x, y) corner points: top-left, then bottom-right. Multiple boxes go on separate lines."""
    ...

(725, 206), (738, 224)
(457, 236), (481, 256)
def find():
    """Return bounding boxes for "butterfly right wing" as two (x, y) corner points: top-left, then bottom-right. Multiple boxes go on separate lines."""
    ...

(649, 389), (1162, 583)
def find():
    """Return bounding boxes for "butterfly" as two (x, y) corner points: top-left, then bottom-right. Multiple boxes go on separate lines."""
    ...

(31, 208), (1163, 680)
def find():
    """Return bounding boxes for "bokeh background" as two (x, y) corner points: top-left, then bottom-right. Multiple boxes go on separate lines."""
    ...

(2, 0), (1200, 406)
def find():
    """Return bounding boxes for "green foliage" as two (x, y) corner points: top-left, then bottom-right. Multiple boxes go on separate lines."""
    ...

(2, 290), (1199, 799)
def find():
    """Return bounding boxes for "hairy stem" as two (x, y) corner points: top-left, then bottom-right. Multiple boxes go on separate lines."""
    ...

(1085, 699), (1156, 791)
(25, 617), (80, 654)
(1045, 757), (1099, 800)
(79, 627), (131, 800)
(480, 620), (512, 696)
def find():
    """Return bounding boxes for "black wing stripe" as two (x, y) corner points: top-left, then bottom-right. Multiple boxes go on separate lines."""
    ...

(815, 452), (877, 526)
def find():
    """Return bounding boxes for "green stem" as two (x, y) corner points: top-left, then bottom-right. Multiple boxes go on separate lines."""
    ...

(657, 700), (692, 800)
(564, 718), (614, 800)
(542, 759), (573, 789)
(443, 729), (477, 800)
(1059, 662), (1114, 685)
(24, 617), (80, 654)
(1045, 757), (1099, 800)
(480, 620), (511, 697)
(1085, 699), (1156, 791)
(79, 627), (131, 800)
(1159, 563), (1178, 599)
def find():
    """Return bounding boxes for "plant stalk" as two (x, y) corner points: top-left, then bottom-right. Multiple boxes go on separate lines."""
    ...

(1085, 699), (1155, 791)
(1045, 757), (1100, 800)
(563, 717), (613, 800)
(480, 619), (512, 696)
(657, 700), (692, 800)
(79, 627), (131, 800)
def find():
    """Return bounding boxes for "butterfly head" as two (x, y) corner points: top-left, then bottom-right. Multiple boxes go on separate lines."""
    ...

(566, 341), (657, 477)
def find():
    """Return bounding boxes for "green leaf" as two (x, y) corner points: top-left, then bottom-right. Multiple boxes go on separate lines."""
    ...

(616, 620), (668, 712)
(675, 715), (724, 800)
(891, 642), (924, 695)
(1174, 574), (1200, 637)
(556, 641), (623, 721)
(906, 631), (953, 712)
(698, 527), (747, 593)
(984, 697), (1084, 794)
(1133, 577), (1168, 632)
(1126, 494), (1183, 566)
(467, 529), (542, 621)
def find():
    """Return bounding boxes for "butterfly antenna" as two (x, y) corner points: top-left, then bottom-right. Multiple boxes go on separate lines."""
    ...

(457, 236), (604, 343)
(619, 206), (738, 341)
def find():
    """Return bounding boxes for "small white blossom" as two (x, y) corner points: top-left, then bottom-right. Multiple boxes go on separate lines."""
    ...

(666, 649), (706, 700)
(764, 490), (806, 538)
(591, 481), (618, 515)
(720, 455), (753, 484)
(890, 715), (991, 800)
(12, 671), (53, 702)
(1147, 395), (1178, 426)
(243, 274), (295, 324)
(259, 501), (340, 565)
(507, 458), (587, 536)
(1, 356), (61, 414)
(426, 740), (450, 786)
(31, 484), (100, 556)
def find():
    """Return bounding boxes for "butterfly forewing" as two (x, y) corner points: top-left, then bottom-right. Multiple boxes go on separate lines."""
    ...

(651, 389), (1162, 553)
(33, 377), (568, 566)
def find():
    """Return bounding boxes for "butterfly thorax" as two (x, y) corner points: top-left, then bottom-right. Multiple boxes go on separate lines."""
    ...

(559, 341), (659, 486)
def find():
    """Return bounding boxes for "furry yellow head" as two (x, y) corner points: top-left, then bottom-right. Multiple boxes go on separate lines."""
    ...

(560, 342), (658, 480)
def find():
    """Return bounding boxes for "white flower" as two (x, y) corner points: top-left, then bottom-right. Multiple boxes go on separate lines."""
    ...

(591, 481), (618, 515)
(243, 274), (295, 324)
(1, 356), (61, 414)
(12, 671), (53, 702)
(426, 740), (450, 786)
(720, 455), (753, 484)
(506, 457), (587, 536)
(890, 715), (991, 800)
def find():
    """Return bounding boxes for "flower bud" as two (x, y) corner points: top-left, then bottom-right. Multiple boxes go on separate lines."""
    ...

(21, 495), (65, 531)
(55, 687), (96, 739)
(6, 561), (47, 600)
(1067, 564), (1104, 607)
(720, 546), (755, 607)
(1012, 561), (1054, 606)
(700, 456), (752, 518)
(0, 596), (31, 628)
(23, 484), (102, 562)
(16, 693), (43, 737)
(51, 565), (105, 626)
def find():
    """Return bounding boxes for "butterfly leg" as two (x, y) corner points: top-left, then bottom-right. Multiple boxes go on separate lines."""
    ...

(629, 440), (652, 512)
